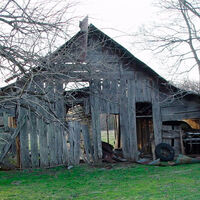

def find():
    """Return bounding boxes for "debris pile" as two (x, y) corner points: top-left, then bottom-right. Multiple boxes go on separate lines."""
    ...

(102, 142), (127, 163)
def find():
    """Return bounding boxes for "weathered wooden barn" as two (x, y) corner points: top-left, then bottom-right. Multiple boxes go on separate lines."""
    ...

(0, 18), (200, 169)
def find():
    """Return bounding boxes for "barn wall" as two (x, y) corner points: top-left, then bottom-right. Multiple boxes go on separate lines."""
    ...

(86, 37), (163, 160)
(3, 26), (200, 167)
(161, 98), (200, 121)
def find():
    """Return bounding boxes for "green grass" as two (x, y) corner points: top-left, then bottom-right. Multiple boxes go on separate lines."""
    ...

(1, 163), (200, 199)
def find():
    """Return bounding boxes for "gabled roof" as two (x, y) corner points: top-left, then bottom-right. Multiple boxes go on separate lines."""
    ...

(54, 24), (200, 99)
(54, 24), (167, 81)
(1, 24), (199, 100)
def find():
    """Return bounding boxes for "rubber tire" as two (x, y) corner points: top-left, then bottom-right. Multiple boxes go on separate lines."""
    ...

(155, 143), (175, 161)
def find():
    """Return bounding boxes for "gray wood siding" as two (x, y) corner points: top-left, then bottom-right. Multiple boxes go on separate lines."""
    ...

(161, 101), (200, 121)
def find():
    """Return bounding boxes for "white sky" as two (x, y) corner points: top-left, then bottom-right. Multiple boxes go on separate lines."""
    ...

(1, 0), (198, 86)
(71, 0), (199, 82)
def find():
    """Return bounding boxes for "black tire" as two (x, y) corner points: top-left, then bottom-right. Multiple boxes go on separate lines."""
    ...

(155, 143), (175, 161)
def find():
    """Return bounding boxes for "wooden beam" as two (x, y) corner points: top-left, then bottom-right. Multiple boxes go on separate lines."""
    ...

(82, 124), (92, 163)
(90, 80), (102, 161)
(29, 112), (39, 168)
(127, 79), (138, 161)
(20, 108), (31, 168)
(152, 85), (162, 146)
(119, 79), (129, 159)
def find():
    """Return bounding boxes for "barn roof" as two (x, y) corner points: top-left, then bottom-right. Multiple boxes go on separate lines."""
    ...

(55, 24), (199, 100)
(0, 24), (199, 101)
(55, 24), (167, 83)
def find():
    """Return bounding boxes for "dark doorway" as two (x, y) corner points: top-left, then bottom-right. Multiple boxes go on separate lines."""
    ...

(136, 102), (153, 155)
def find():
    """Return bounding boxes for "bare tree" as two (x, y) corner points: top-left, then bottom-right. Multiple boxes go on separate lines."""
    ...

(0, 0), (76, 84)
(175, 79), (200, 94)
(133, 0), (200, 85)
(0, 0), (83, 118)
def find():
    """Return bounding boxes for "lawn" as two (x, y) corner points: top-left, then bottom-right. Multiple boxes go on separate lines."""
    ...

(0, 163), (200, 200)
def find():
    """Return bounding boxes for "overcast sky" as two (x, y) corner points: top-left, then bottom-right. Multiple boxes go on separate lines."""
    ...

(71, 0), (166, 78)
(1, 0), (197, 86)
(71, 0), (198, 82)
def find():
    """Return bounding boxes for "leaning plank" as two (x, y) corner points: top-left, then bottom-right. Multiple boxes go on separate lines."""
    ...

(0, 114), (27, 163)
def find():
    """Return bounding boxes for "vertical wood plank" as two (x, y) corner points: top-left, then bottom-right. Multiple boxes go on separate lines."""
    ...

(3, 112), (9, 132)
(114, 115), (120, 149)
(90, 96), (98, 161)
(82, 124), (92, 163)
(110, 80), (118, 113)
(55, 81), (65, 164)
(56, 125), (63, 164)
(102, 79), (110, 113)
(84, 98), (90, 115)
(135, 76), (140, 102)
(68, 121), (74, 165)
(73, 121), (81, 165)
(48, 123), (58, 166)
(119, 79), (129, 159)
(146, 80), (152, 102)
(95, 97), (102, 160)
(90, 80), (102, 161)
(180, 130), (185, 155)
(38, 118), (49, 167)
(68, 121), (81, 165)
(127, 79), (138, 161)
(29, 112), (39, 168)
(35, 80), (49, 168)
(152, 84), (162, 146)
(19, 108), (31, 168)
(52, 123), (59, 166)
(16, 136), (20, 168)
(62, 128), (69, 165)
(87, 119), (95, 161)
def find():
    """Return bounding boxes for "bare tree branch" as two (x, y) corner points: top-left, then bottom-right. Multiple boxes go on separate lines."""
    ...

(133, 0), (200, 86)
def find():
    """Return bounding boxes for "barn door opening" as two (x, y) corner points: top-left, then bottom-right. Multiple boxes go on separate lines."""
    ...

(136, 102), (153, 156)
(100, 114), (120, 148)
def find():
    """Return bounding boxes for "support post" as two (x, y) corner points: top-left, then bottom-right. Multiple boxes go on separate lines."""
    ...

(127, 79), (138, 161)
(152, 84), (162, 146)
